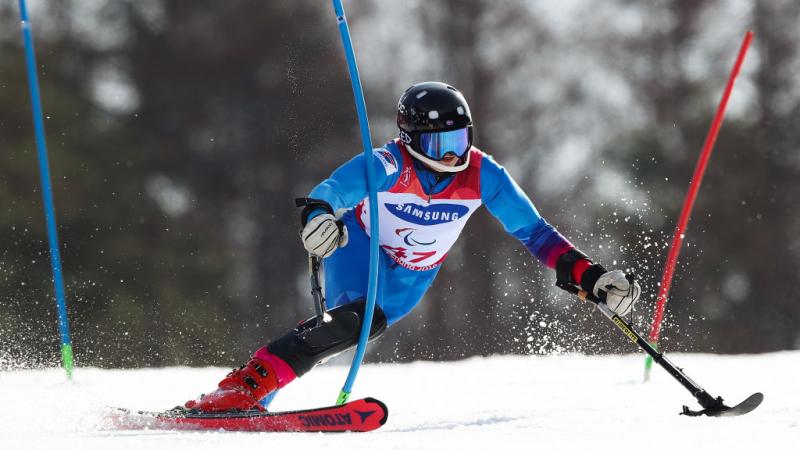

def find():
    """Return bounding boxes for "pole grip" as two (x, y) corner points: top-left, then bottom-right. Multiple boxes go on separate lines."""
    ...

(308, 255), (328, 319)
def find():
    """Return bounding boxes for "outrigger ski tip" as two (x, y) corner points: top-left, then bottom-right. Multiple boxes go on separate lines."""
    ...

(682, 392), (764, 417)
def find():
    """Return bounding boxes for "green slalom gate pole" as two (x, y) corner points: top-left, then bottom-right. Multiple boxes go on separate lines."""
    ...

(17, 0), (75, 379)
(331, 0), (380, 405)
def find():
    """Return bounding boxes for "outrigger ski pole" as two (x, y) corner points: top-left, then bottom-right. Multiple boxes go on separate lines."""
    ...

(308, 254), (331, 323)
(557, 275), (763, 417)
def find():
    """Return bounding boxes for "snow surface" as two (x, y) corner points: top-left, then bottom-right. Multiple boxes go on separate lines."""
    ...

(1, 352), (798, 449)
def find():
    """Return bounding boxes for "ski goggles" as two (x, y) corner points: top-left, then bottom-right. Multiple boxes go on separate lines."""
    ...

(417, 128), (470, 161)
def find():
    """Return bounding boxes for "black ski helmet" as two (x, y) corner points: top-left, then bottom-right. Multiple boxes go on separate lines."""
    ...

(397, 82), (473, 172)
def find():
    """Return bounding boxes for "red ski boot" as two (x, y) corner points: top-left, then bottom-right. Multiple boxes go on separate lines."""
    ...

(185, 357), (280, 412)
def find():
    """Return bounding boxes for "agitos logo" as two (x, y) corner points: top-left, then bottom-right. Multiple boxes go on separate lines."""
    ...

(385, 203), (468, 225)
(395, 228), (436, 246)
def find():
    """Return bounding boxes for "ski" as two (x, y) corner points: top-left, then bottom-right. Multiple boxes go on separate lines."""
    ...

(107, 397), (388, 432)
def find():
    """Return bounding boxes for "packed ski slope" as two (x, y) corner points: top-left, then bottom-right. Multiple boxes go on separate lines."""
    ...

(1, 352), (797, 449)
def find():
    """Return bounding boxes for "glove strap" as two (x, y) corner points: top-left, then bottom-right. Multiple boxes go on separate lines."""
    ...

(295, 197), (345, 236)
(295, 197), (335, 226)
(554, 248), (606, 295)
(555, 248), (589, 285)
(579, 263), (607, 295)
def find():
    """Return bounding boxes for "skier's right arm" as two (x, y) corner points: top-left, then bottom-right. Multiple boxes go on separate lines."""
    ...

(298, 147), (401, 258)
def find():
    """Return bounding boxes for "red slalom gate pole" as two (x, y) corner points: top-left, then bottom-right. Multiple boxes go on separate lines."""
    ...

(644, 31), (753, 380)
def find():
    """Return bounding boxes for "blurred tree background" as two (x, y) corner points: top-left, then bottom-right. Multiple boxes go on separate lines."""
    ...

(0, 0), (798, 369)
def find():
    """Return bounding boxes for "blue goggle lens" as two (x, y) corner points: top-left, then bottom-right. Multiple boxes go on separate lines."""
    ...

(418, 128), (470, 160)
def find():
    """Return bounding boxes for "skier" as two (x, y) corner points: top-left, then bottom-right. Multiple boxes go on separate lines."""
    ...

(185, 81), (641, 412)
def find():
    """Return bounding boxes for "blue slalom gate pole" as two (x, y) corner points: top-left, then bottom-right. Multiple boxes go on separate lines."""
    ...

(17, 0), (74, 379)
(331, 0), (380, 405)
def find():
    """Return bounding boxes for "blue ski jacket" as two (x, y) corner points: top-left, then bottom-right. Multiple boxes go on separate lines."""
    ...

(307, 140), (574, 325)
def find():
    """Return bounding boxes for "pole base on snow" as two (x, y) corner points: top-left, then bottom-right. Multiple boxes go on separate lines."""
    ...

(61, 343), (74, 379)
(643, 342), (656, 382)
(336, 389), (350, 406)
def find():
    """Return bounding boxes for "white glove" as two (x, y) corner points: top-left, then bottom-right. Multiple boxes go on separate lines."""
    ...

(593, 270), (641, 316)
(301, 213), (348, 258)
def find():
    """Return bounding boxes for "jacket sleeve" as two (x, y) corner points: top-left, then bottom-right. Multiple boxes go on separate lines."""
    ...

(307, 146), (401, 212)
(480, 154), (574, 268)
